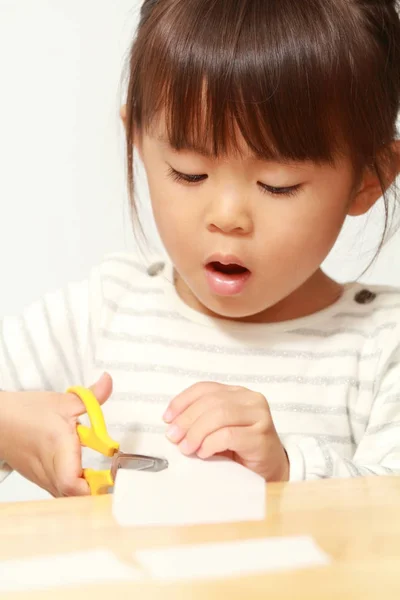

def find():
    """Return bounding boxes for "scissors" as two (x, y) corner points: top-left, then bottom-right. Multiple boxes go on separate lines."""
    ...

(68, 386), (169, 496)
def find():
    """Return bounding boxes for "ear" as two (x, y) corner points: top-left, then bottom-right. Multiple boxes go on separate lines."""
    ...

(120, 104), (127, 129)
(120, 104), (144, 159)
(348, 140), (400, 216)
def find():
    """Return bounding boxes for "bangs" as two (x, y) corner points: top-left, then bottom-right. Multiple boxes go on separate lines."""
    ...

(127, 0), (396, 166)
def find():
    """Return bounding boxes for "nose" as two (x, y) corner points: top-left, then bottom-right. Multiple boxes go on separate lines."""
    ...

(207, 193), (253, 235)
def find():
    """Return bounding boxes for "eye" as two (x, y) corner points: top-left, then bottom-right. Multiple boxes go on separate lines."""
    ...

(167, 166), (207, 184)
(258, 183), (301, 197)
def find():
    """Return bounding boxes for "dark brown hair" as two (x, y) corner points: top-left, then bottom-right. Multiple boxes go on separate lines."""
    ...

(123, 0), (400, 245)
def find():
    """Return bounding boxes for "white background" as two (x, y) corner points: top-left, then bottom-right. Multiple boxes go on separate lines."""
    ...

(0, 0), (399, 501)
(0, 0), (162, 317)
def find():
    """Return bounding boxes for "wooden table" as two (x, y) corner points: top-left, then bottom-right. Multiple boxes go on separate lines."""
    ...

(1, 476), (400, 599)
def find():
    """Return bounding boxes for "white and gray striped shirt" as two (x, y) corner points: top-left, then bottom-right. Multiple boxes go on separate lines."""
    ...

(1, 252), (400, 483)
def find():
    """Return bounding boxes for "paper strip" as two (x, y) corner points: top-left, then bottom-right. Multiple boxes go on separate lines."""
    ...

(0, 549), (142, 592)
(136, 536), (331, 581)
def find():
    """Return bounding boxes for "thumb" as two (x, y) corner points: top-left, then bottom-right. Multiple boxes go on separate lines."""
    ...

(89, 372), (113, 405)
(66, 372), (113, 418)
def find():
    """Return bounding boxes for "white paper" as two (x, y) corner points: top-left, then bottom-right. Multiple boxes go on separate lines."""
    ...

(135, 536), (331, 581)
(112, 434), (266, 527)
(0, 549), (142, 592)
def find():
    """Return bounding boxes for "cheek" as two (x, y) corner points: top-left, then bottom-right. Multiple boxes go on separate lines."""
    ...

(259, 194), (348, 267)
(147, 174), (172, 220)
(301, 204), (346, 249)
(147, 178), (196, 251)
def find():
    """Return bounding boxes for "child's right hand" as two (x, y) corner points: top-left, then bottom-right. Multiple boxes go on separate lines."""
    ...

(0, 373), (113, 497)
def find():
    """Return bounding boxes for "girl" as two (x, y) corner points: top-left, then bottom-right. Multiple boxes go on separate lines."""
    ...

(1, 0), (400, 497)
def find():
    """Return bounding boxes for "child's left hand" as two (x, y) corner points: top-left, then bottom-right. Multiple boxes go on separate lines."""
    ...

(163, 382), (289, 482)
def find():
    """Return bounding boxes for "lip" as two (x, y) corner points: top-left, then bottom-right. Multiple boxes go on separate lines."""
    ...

(204, 254), (247, 269)
(203, 254), (251, 297)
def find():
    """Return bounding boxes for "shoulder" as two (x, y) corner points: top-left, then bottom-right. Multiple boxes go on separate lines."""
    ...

(92, 251), (168, 304)
(337, 282), (400, 367)
(295, 281), (400, 352)
(99, 251), (154, 280)
(353, 283), (400, 394)
(334, 282), (400, 327)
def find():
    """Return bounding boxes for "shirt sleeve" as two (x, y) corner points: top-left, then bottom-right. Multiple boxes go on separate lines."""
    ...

(285, 330), (400, 481)
(0, 265), (104, 483)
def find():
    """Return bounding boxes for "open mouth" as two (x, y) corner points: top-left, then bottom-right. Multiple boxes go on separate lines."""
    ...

(207, 262), (250, 276)
(204, 260), (251, 297)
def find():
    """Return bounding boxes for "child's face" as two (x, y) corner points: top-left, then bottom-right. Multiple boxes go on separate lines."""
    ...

(139, 121), (361, 322)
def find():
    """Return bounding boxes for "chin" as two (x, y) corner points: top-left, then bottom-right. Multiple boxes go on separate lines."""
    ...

(204, 296), (271, 321)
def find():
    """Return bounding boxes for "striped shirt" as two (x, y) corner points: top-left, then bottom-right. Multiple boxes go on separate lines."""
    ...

(1, 252), (400, 483)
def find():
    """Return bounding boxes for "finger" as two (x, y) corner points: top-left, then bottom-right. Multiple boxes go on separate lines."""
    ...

(166, 389), (265, 445)
(166, 393), (227, 444)
(89, 372), (113, 405)
(66, 372), (114, 418)
(196, 426), (254, 460)
(163, 382), (224, 423)
(173, 400), (260, 454)
(52, 433), (90, 497)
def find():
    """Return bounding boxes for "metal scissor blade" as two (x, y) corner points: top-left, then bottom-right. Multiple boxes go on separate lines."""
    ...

(113, 453), (169, 476)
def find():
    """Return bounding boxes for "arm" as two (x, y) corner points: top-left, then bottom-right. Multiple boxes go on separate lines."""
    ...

(286, 337), (400, 481)
(0, 267), (103, 483)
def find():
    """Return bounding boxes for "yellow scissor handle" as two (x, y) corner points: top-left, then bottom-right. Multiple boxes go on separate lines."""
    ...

(81, 468), (115, 496)
(68, 386), (120, 457)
